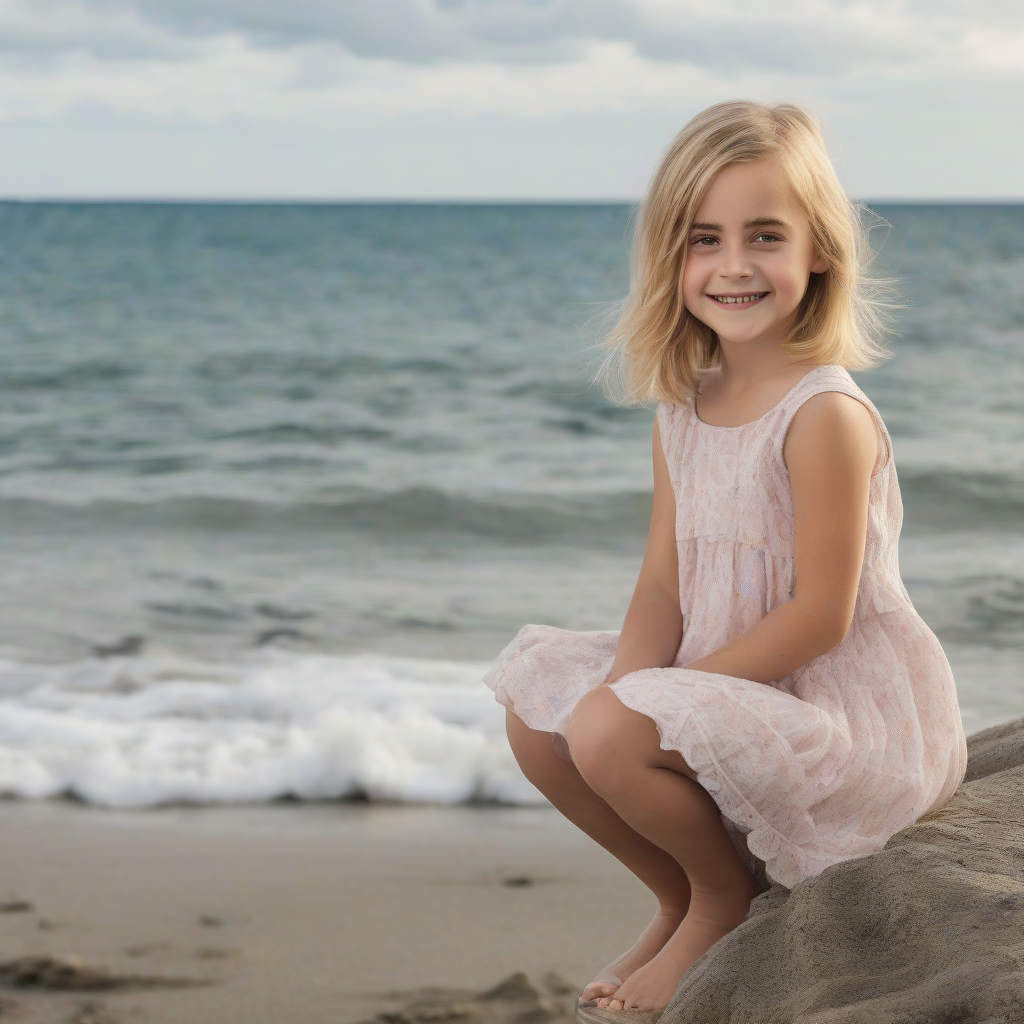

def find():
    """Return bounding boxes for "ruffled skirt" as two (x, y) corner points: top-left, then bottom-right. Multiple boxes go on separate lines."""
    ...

(485, 620), (966, 889)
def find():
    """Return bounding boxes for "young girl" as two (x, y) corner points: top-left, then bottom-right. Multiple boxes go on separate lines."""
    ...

(483, 101), (967, 1019)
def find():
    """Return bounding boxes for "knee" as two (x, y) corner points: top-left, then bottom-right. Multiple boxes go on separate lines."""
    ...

(566, 688), (635, 800)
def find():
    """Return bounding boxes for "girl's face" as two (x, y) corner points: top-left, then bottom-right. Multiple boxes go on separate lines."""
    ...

(681, 156), (828, 350)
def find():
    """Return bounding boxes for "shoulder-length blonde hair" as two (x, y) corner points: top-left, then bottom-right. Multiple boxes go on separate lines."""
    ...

(605, 100), (889, 405)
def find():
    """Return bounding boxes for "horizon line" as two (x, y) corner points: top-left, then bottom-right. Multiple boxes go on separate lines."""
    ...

(1, 195), (1022, 206)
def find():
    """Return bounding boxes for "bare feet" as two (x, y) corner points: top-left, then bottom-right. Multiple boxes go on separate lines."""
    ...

(597, 884), (757, 1011)
(580, 907), (687, 1002)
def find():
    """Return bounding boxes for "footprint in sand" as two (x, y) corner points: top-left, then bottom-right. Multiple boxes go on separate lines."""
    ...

(123, 942), (172, 959)
(69, 1001), (120, 1024)
(195, 948), (240, 961)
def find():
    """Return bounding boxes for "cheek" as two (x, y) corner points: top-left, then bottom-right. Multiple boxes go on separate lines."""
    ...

(680, 257), (702, 303)
(768, 258), (809, 302)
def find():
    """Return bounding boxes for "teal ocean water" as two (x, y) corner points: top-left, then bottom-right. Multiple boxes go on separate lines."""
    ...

(0, 202), (1021, 806)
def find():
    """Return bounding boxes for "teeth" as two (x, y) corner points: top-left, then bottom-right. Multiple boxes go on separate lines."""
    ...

(712, 294), (765, 304)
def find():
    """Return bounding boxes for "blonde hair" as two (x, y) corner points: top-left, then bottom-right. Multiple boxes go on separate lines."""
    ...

(605, 100), (889, 405)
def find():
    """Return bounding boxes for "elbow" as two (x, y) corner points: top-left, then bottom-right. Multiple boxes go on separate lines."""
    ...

(815, 604), (856, 653)
(819, 617), (852, 653)
(792, 596), (855, 657)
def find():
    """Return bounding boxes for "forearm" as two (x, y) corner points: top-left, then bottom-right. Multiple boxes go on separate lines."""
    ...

(686, 597), (849, 683)
(605, 579), (684, 686)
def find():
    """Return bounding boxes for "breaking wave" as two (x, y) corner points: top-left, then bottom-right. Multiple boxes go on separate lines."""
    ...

(0, 650), (542, 808)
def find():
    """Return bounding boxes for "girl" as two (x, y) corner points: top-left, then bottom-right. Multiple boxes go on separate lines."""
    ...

(483, 101), (967, 1019)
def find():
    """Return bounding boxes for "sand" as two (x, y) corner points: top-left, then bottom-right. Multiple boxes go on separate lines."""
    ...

(0, 800), (653, 1024)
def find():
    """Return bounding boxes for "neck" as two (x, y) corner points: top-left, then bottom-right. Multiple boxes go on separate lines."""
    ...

(716, 327), (810, 386)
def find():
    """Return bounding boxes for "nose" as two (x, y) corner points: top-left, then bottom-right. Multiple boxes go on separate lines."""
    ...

(719, 241), (753, 281)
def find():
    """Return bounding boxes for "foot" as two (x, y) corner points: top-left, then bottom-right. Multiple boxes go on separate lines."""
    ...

(580, 907), (686, 1002)
(597, 885), (756, 1011)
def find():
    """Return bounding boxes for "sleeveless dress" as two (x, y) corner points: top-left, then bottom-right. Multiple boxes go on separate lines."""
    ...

(483, 365), (967, 890)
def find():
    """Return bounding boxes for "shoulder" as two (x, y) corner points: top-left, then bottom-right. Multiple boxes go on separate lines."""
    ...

(791, 390), (876, 433)
(784, 390), (878, 475)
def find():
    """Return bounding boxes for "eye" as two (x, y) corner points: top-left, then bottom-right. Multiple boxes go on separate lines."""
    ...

(753, 232), (782, 243)
(690, 235), (718, 247)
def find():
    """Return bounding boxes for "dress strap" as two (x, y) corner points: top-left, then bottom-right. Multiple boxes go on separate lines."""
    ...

(777, 365), (893, 473)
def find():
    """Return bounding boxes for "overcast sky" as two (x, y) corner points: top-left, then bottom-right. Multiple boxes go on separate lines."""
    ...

(0, 0), (1021, 200)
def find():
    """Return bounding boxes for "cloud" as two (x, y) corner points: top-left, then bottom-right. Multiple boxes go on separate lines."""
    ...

(105, 0), (909, 75)
(5, 0), (1020, 74)
(0, 0), (183, 61)
(0, 0), (1021, 198)
(0, 0), (1019, 128)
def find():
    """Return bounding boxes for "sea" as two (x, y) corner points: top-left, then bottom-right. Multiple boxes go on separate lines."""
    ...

(0, 201), (1021, 808)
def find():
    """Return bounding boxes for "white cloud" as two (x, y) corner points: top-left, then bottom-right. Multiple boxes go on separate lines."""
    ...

(2, 1), (1018, 69)
(0, 0), (1020, 197)
(99, 0), (917, 73)
(0, 0), (1011, 124)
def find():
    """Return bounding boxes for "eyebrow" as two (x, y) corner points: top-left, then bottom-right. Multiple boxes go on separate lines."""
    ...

(690, 217), (788, 231)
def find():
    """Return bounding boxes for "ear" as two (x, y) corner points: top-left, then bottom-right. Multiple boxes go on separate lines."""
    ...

(810, 250), (829, 275)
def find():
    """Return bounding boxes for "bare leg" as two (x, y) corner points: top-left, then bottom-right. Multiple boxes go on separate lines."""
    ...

(566, 689), (759, 1011)
(505, 710), (691, 999)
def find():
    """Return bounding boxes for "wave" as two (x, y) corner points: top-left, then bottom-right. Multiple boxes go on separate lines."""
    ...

(900, 469), (1024, 532)
(0, 489), (653, 545)
(0, 642), (1014, 811)
(0, 651), (542, 808)
(8, 360), (137, 391)
(0, 466), (1020, 544)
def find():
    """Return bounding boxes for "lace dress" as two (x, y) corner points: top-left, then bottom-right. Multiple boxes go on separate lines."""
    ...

(484, 365), (967, 889)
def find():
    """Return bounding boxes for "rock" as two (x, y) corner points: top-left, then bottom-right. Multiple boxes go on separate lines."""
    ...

(663, 716), (1024, 1024)
(0, 956), (124, 991)
(0, 901), (32, 914)
(0, 955), (204, 992)
(92, 636), (144, 658)
(365, 973), (577, 1024)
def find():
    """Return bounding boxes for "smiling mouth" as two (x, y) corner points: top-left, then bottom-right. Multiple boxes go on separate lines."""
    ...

(709, 292), (768, 305)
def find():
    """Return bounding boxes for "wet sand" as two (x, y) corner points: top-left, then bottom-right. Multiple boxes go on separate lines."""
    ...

(0, 800), (653, 1024)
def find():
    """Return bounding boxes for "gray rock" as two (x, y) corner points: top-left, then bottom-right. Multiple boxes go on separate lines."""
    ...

(665, 716), (1024, 1024)
(368, 972), (577, 1024)
(0, 954), (204, 992)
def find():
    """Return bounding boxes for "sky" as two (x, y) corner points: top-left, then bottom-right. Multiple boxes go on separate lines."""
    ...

(0, 0), (1022, 200)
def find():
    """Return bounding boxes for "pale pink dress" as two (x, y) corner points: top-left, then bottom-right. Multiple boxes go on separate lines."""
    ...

(484, 365), (967, 889)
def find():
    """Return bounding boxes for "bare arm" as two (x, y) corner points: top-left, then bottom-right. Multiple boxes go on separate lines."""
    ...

(686, 392), (878, 682)
(604, 417), (684, 686)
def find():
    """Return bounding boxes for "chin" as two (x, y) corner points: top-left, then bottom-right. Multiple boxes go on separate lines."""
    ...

(712, 330), (765, 346)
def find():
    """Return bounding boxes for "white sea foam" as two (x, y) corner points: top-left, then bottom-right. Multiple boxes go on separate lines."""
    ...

(0, 651), (543, 808)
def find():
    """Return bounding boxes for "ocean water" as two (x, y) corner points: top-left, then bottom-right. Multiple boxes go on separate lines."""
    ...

(0, 201), (1021, 807)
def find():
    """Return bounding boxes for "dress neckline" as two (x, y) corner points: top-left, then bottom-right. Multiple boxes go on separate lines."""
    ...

(692, 365), (833, 431)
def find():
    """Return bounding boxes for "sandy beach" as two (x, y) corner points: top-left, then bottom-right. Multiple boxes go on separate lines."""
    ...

(0, 800), (653, 1024)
